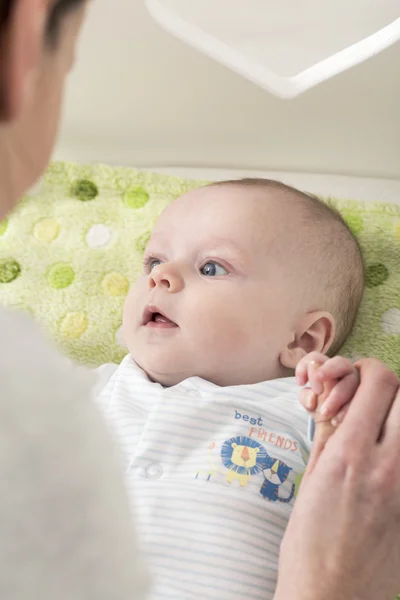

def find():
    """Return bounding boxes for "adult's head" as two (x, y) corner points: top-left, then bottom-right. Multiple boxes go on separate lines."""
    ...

(0, 0), (87, 219)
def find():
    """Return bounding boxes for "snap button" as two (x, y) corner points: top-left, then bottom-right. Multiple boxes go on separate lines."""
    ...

(145, 463), (163, 479)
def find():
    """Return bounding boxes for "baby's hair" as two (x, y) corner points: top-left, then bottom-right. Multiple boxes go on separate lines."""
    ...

(208, 178), (365, 354)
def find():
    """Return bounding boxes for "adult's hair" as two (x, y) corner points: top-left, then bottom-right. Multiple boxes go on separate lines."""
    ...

(0, 0), (85, 45)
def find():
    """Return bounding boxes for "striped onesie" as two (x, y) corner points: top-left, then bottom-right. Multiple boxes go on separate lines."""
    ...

(96, 355), (312, 600)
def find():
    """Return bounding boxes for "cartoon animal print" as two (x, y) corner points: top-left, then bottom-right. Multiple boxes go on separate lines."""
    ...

(220, 436), (268, 488)
(260, 455), (295, 503)
(195, 443), (219, 482)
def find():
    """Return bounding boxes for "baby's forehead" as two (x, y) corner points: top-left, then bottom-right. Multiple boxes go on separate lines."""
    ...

(159, 185), (293, 225)
(151, 185), (301, 254)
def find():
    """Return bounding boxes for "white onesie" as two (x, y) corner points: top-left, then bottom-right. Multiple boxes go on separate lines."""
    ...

(96, 355), (312, 600)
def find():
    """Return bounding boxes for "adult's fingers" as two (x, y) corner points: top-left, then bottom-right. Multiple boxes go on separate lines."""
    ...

(331, 402), (349, 427)
(306, 378), (337, 474)
(316, 356), (358, 383)
(333, 359), (399, 450)
(319, 371), (359, 419)
(305, 437), (326, 475)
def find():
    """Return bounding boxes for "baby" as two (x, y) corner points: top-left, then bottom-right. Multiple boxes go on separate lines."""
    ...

(96, 179), (364, 600)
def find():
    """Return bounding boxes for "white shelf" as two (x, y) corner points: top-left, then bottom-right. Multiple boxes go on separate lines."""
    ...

(146, 0), (400, 98)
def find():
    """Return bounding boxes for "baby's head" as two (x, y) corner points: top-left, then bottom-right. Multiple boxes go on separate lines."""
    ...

(123, 179), (364, 387)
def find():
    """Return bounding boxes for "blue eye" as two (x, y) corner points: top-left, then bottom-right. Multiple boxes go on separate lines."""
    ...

(144, 257), (162, 273)
(149, 259), (162, 271)
(201, 262), (228, 277)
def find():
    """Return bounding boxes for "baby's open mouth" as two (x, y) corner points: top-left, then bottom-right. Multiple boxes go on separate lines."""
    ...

(143, 306), (178, 329)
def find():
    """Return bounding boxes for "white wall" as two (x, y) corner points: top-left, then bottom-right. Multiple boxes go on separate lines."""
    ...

(55, 0), (400, 180)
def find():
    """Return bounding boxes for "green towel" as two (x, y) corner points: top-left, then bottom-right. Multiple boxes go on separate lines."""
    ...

(0, 161), (399, 377)
(0, 161), (399, 599)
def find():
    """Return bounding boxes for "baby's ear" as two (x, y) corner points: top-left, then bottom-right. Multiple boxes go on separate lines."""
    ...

(280, 312), (336, 370)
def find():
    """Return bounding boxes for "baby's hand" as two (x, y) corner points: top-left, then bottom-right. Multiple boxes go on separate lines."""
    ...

(296, 352), (360, 427)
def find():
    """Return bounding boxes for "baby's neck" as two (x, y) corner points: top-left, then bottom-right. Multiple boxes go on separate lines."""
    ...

(137, 358), (294, 388)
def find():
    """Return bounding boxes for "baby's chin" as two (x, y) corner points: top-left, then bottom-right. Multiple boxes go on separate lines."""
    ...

(131, 350), (192, 388)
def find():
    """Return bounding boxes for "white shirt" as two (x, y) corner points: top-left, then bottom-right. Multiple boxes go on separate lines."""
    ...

(97, 355), (312, 600)
(0, 307), (148, 600)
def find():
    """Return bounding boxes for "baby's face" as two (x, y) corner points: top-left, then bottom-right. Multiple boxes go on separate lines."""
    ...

(123, 185), (305, 386)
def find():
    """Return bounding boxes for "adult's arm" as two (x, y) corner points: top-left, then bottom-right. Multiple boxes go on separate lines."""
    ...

(0, 308), (149, 600)
(274, 358), (400, 600)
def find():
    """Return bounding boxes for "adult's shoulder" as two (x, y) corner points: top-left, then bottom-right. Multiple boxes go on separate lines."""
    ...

(0, 306), (150, 599)
(0, 305), (94, 410)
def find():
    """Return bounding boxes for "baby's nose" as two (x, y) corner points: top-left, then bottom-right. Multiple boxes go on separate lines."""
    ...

(149, 264), (183, 293)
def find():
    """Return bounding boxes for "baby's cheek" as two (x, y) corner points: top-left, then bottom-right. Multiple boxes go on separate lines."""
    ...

(122, 287), (142, 337)
(196, 301), (249, 350)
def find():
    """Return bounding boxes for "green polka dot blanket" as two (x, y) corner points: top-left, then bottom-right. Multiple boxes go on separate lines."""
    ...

(0, 161), (399, 376)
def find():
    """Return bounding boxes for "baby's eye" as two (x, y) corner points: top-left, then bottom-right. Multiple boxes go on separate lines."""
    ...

(200, 261), (228, 277)
(144, 256), (163, 273)
(149, 259), (162, 271)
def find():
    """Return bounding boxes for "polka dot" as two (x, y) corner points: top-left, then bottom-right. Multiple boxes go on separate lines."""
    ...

(60, 312), (88, 339)
(124, 187), (149, 209)
(0, 219), (8, 236)
(102, 272), (129, 297)
(381, 308), (400, 335)
(0, 258), (21, 283)
(48, 263), (75, 289)
(115, 325), (127, 348)
(86, 224), (111, 248)
(116, 177), (128, 191)
(342, 211), (364, 235)
(34, 218), (60, 243)
(71, 179), (98, 201)
(365, 263), (389, 288)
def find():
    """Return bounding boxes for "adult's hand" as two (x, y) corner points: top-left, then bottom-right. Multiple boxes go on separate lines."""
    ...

(274, 358), (400, 600)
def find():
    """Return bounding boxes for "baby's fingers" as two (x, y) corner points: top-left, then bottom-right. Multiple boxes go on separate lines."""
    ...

(319, 371), (360, 419)
(299, 387), (318, 412)
(316, 356), (357, 385)
(296, 352), (328, 387)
